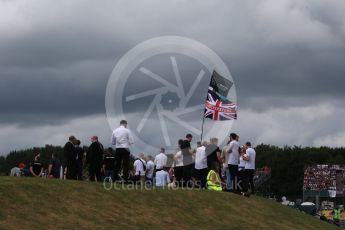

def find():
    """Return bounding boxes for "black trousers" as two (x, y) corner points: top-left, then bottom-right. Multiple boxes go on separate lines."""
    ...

(114, 148), (130, 180)
(66, 164), (78, 180)
(228, 164), (238, 190)
(182, 164), (194, 187)
(243, 169), (255, 193)
(237, 169), (245, 191)
(194, 168), (208, 189)
(174, 166), (183, 187)
(77, 161), (83, 180)
(89, 164), (102, 182)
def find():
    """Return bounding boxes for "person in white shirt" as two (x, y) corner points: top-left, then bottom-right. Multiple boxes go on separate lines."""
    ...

(145, 155), (155, 185)
(243, 141), (256, 194)
(154, 147), (168, 170)
(173, 139), (184, 187)
(133, 153), (146, 185)
(238, 147), (246, 191)
(155, 169), (170, 187)
(111, 120), (134, 181)
(227, 133), (240, 190)
(194, 141), (208, 188)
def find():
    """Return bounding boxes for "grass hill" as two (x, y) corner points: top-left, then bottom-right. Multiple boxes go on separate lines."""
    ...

(0, 177), (338, 230)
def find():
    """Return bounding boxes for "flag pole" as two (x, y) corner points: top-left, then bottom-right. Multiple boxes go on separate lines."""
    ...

(201, 112), (205, 142)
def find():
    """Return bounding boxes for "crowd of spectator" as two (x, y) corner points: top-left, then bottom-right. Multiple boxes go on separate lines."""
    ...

(303, 165), (343, 191)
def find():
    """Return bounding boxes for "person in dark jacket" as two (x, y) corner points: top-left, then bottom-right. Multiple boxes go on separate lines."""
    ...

(63, 136), (78, 180)
(86, 136), (104, 182)
(75, 140), (84, 180)
(103, 147), (116, 182)
(206, 137), (221, 171)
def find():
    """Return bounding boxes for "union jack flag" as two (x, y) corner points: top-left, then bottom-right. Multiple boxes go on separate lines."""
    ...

(204, 90), (237, 121)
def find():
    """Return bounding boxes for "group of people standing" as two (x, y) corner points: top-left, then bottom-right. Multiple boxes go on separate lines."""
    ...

(27, 119), (256, 196)
(60, 120), (133, 182)
(170, 132), (256, 196)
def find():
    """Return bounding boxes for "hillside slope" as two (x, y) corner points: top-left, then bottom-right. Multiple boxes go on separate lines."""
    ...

(0, 177), (337, 230)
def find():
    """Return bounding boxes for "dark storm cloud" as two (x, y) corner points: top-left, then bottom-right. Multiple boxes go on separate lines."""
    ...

(1, 0), (345, 154)
(0, 60), (113, 126)
(229, 44), (345, 111)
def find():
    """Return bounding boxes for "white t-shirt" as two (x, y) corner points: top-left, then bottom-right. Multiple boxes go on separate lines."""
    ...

(244, 148), (256, 170)
(146, 160), (154, 179)
(174, 151), (183, 167)
(228, 140), (240, 165)
(133, 159), (146, 176)
(111, 125), (134, 148)
(195, 146), (207, 170)
(238, 156), (246, 171)
(154, 153), (168, 169)
(155, 170), (170, 187)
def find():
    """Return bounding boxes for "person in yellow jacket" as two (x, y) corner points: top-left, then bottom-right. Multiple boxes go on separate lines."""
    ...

(207, 162), (223, 191)
(333, 207), (342, 221)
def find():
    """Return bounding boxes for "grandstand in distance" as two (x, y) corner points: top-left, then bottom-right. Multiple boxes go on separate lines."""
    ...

(303, 164), (345, 200)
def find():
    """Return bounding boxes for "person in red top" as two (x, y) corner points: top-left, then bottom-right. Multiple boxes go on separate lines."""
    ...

(18, 162), (26, 169)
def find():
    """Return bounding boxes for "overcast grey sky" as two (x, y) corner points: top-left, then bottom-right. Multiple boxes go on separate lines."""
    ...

(1, 0), (345, 155)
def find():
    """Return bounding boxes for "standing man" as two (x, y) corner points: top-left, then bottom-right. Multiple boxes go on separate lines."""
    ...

(181, 133), (194, 187)
(154, 147), (168, 170)
(75, 140), (84, 180)
(145, 155), (155, 185)
(173, 139), (184, 187)
(243, 141), (256, 195)
(133, 153), (147, 186)
(206, 137), (221, 171)
(194, 141), (208, 189)
(86, 136), (104, 182)
(63, 136), (77, 180)
(227, 133), (240, 190)
(103, 148), (116, 182)
(111, 120), (134, 181)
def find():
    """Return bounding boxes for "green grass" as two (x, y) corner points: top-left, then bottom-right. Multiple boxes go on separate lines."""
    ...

(0, 177), (338, 230)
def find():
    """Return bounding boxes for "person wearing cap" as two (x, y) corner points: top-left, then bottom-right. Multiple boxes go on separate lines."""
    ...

(111, 120), (134, 181)
(86, 136), (104, 182)
(63, 136), (78, 180)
